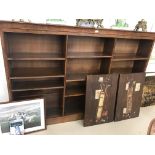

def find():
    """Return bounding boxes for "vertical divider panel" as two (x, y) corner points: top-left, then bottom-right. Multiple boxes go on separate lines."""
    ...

(108, 38), (117, 74)
(133, 40), (155, 73)
(62, 35), (68, 116)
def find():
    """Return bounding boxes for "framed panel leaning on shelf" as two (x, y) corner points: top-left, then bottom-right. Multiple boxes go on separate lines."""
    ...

(0, 98), (45, 134)
(84, 74), (118, 126)
(115, 73), (145, 121)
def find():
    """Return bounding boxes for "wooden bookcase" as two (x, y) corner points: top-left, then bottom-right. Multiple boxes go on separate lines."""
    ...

(0, 21), (155, 125)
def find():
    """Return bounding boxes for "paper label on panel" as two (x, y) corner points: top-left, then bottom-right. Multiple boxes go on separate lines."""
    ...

(135, 83), (141, 91)
(95, 90), (101, 99)
(126, 82), (129, 90)
(98, 77), (104, 83)
(123, 108), (127, 114)
(98, 93), (105, 106)
(97, 107), (102, 119)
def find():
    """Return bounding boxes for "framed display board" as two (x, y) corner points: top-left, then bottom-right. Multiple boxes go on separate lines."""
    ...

(115, 73), (145, 121)
(0, 98), (45, 134)
(84, 74), (118, 126)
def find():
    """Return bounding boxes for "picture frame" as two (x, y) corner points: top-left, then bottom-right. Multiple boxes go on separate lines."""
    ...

(0, 98), (45, 135)
(84, 74), (118, 127)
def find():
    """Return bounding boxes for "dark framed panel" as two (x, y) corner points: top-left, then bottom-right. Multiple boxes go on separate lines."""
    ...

(115, 73), (145, 121)
(84, 74), (118, 126)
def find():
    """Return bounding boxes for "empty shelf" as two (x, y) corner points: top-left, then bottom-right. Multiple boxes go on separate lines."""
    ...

(67, 52), (112, 58)
(8, 53), (65, 60)
(10, 68), (64, 79)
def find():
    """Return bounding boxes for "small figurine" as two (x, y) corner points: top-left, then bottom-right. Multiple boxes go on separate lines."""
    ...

(76, 19), (104, 28)
(93, 19), (104, 28)
(134, 19), (147, 32)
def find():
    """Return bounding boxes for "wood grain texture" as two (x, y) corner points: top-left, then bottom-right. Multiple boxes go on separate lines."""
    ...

(1, 21), (155, 39)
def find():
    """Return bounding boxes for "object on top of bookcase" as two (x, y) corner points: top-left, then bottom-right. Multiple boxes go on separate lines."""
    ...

(134, 19), (147, 32)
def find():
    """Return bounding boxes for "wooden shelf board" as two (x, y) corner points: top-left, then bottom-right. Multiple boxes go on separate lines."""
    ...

(110, 68), (133, 73)
(12, 80), (64, 92)
(10, 68), (64, 79)
(8, 53), (65, 60)
(65, 89), (85, 97)
(67, 52), (112, 58)
(13, 94), (42, 101)
(12, 86), (64, 92)
(112, 56), (149, 61)
(8, 58), (65, 60)
(112, 53), (149, 61)
(66, 73), (87, 82)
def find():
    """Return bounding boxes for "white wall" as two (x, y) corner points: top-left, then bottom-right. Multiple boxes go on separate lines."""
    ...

(0, 37), (9, 102)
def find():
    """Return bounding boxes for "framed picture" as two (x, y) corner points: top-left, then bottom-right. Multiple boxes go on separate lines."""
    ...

(0, 98), (45, 135)
(84, 74), (118, 127)
(115, 73), (145, 121)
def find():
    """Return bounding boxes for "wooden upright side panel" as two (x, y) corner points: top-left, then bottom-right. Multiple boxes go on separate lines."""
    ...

(115, 73), (145, 121)
(84, 74), (118, 127)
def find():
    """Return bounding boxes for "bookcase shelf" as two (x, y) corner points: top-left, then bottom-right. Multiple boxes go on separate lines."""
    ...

(1, 21), (155, 124)
(112, 55), (149, 61)
(12, 86), (64, 92)
(8, 53), (65, 60)
(67, 52), (112, 58)
(10, 68), (64, 79)
(65, 81), (85, 97)
(11, 78), (64, 92)
(66, 73), (87, 82)
(65, 88), (85, 97)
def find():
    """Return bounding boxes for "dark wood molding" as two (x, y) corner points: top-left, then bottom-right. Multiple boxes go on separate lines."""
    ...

(1, 21), (155, 39)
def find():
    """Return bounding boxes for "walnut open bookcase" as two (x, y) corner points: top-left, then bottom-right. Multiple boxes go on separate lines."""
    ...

(0, 21), (154, 125)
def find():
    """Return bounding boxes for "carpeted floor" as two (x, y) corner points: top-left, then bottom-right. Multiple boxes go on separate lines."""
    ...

(29, 105), (155, 135)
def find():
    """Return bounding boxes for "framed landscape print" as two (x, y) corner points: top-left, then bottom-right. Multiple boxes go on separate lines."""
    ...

(0, 98), (45, 135)
(115, 73), (145, 121)
(84, 74), (118, 127)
